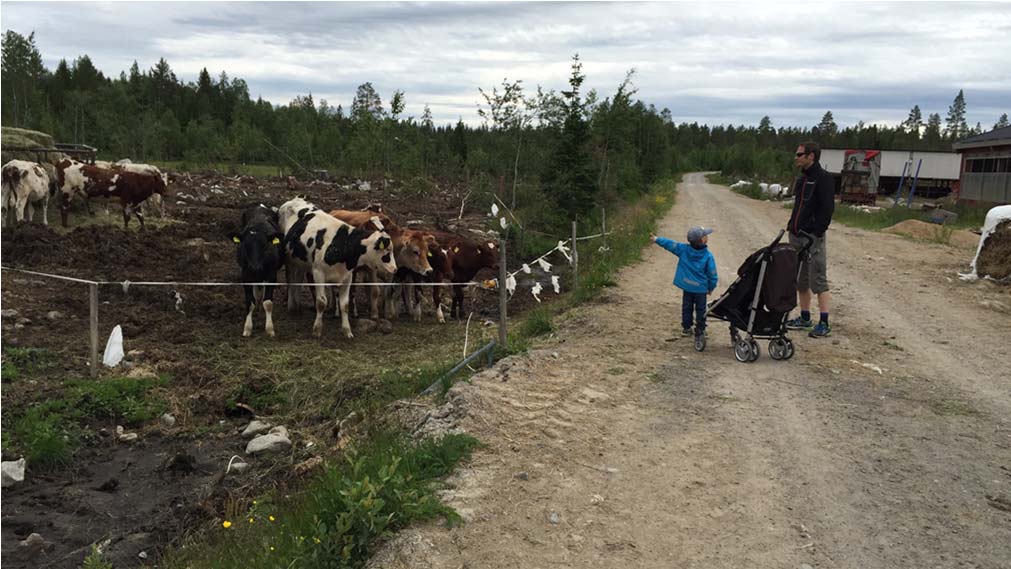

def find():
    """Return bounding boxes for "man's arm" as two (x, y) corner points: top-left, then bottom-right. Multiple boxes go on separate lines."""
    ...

(813, 173), (835, 235)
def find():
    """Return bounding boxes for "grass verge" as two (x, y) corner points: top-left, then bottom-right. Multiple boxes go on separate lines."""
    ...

(164, 432), (480, 569)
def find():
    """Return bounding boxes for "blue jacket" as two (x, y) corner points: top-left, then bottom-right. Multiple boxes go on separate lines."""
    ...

(655, 238), (718, 294)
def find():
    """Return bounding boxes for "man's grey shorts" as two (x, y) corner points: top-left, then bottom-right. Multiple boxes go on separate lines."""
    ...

(789, 232), (829, 294)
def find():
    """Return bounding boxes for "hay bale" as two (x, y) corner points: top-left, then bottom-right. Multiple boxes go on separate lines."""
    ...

(1, 127), (63, 165)
(976, 219), (1011, 281)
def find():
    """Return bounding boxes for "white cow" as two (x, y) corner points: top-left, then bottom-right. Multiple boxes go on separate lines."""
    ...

(2, 159), (53, 227)
(278, 197), (397, 339)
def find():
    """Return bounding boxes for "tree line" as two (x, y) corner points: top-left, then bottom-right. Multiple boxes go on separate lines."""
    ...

(3, 30), (1008, 220)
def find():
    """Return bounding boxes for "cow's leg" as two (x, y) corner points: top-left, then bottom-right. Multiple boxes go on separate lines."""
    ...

(453, 285), (465, 319)
(263, 283), (276, 337)
(41, 194), (48, 227)
(25, 199), (35, 223)
(432, 283), (446, 324)
(14, 195), (27, 223)
(370, 270), (382, 321)
(134, 205), (146, 230)
(312, 271), (327, 338)
(242, 285), (255, 337)
(122, 204), (132, 229)
(286, 264), (300, 312)
(338, 279), (354, 339)
(407, 277), (422, 322)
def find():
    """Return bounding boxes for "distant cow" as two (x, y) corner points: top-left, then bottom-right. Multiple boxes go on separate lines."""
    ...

(55, 159), (168, 229)
(1, 160), (54, 227)
(279, 197), (397, 339)
(329, 209), (436, 321)
(427, 230), (499, 320)
(229, 205), (285, 337)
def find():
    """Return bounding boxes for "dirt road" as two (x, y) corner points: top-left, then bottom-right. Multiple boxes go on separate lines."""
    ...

(375, 173), (1011, 568)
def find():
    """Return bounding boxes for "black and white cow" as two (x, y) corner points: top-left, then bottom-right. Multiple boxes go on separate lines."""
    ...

(278, 197), (397, 339)
(229, 205), (285, 337)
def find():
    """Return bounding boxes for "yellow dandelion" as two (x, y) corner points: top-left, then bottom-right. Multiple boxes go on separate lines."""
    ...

(249, 517), (255, 524)
(253, 500), (258, 505)
(313, 537), (321, 544)
(270, 546), (275, 551)
(269, 515), (276, 522)
(222, 520), (232, 528)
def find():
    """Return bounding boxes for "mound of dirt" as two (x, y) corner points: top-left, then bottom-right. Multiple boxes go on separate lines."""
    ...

(976, 219), (1011, 280)
(882, 219), (979, 249)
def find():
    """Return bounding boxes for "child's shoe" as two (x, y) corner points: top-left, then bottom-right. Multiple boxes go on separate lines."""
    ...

(682, 327), (693, 337)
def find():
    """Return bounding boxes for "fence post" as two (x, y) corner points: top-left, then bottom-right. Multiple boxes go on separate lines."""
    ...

(571, 220), (579, 293)
(601, 207), (607, 250)
(498, 236), (508, 350)
(89, 283), (99, 377)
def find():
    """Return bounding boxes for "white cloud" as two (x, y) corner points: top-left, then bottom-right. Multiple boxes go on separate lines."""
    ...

(2, 1), (1009, 128)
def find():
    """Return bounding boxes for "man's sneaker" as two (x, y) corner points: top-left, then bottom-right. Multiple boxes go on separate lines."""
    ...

(785, 316), (813, 330)
(809, 321), (832, 338)
(682, 328), (693, 337)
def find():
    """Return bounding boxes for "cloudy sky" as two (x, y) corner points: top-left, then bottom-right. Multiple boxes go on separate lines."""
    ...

(3, 1), (1010, 129)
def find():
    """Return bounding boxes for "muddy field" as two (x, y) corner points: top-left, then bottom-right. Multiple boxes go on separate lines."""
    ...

(0, 172), (526, 568)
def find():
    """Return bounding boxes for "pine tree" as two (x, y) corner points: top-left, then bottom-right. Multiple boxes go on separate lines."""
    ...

(543, 54), (598, 218)
(903, 105), (923, 133)
(994, 113), (1009, 129)
(815, 110), (838, 141)
(944, 89), (968, 140)
(924, 113), (943, 149)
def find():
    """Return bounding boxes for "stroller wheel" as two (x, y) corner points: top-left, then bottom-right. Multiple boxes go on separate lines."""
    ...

(769, 337), (789, 360)
(748, 339), (760, 362)
(734, 339), (752, 363)
(783, 338), (795, 360)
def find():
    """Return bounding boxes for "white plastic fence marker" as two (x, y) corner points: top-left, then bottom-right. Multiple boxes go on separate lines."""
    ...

(89, 283), (99, 377)
(531, 281), (543, 302)
(499, 217), (507, 229)
(103, 325), (124, 367)
(521, 263), (532, 274)
(537, 258), (552, 272)
(498, 237), (508, 350)
(505, 274), (517, 296)
(491, 203), (499, 216)
(551, 275), (561, 293)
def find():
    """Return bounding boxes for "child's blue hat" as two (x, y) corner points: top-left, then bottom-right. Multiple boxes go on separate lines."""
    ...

(687, 226), (714, 243)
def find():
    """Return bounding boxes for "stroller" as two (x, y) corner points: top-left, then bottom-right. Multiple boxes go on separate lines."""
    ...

(701, 229), (814, 362)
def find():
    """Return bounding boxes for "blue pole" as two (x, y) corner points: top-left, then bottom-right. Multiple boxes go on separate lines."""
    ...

(892, 161), (909, 208)
(906, 159), (923, 207)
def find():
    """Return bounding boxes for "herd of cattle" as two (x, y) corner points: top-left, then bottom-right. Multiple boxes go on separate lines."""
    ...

(235, 197), (499, 339)
(1, 157), (168, 229)
(2, 157), (500, 339)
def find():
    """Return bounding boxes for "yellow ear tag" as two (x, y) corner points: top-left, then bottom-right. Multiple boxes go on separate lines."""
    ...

(232, 236), (241, 244)
(453, 246), (460, 253)
(427, 252), (432, 258)
(271, 237), (280, 245)
(379, 242), (386, 250)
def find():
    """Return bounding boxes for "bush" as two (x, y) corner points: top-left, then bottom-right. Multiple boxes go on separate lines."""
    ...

(520, 308), (554, 338)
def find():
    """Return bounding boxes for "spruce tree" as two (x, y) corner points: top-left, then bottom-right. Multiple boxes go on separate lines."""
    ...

(944, 89), (968, 140)
(543, 54), (598, 219)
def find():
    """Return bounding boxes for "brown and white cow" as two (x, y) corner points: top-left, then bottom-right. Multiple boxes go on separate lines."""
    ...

(55, 159), (168, 229)
(279, 197), (396, 339)
(329, 209), (436, 321)
(2, 160), (54, 227)
(426, 230), (499, 321)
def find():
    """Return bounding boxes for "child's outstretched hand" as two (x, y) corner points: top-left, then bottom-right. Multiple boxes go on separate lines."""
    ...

(649, 233), (658, 243)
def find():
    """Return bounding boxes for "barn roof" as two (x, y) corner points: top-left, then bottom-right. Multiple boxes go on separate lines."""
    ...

(953, 125), (1011, 151)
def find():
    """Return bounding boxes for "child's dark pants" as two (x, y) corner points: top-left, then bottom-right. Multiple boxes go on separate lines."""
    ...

(682, 291), (707, 332)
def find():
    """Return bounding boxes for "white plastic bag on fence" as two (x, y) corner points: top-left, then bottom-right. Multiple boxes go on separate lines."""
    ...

(769, 183), (784, 197)
(103, 325), (125, 367)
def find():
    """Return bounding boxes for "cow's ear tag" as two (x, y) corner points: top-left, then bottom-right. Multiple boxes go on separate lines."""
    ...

(379, 241), (386, 250)
(232, 236), (241, 244)
(453, 246), (460, 253)
(427, 252), (432, 258)
(271, 237), (280, 245)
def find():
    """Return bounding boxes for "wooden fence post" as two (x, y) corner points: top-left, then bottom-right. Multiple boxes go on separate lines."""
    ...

(89, 283), (98, 377)
(601, 207), (607, 250)
(498, 236), (508, 350)
(571, 220), (579, 293)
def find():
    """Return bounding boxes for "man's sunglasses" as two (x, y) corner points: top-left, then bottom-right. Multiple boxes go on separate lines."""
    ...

(795, 151), (812, 157)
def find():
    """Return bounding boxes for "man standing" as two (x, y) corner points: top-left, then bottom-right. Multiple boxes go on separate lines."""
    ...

(785, 141), (836, 338)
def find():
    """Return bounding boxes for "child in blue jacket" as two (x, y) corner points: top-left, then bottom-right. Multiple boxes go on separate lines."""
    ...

(651, 226), (719, 337)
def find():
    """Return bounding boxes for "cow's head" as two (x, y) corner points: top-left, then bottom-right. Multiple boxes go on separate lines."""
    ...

(478, 240), (500, 272)
(278, 197), (315, 230)
(229, 226), (283, 272)
(427, 241), (454, 280)
(397, 231), (435, 276)
(361, 230), (397, 275)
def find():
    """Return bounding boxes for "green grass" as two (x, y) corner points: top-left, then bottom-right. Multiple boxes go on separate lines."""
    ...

(2, 347), (57, 382)
(519, 308), (554, 338)
(81, 546), (114, 569)
(164, 432), (481, 569)
(5, 375), (167, 470)
(832, 204), (925, 231)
